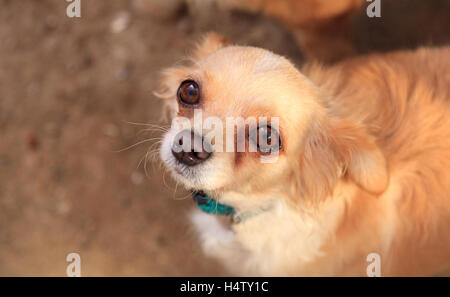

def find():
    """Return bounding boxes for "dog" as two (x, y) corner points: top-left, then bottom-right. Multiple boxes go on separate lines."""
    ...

(138, 0), (363, 62)
(208, 0), (363, 62)
(155, 33), (450, 276)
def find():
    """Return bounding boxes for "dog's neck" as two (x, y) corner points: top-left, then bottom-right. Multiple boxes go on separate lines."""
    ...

(197, 189), (276, 223)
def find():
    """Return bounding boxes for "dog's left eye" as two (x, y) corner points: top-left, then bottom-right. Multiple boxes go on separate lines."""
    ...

(177, 80), (200, 106)
(252, 125), (282, 153)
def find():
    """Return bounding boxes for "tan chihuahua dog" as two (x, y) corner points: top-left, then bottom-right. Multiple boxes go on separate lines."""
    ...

(156, 33), (450, 276)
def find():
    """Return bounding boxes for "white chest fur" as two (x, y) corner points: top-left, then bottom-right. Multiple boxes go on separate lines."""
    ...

(189, 195), (347, 276)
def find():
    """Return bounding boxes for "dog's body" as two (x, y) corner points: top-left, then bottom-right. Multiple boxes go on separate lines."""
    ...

(157, 34), (450, 276)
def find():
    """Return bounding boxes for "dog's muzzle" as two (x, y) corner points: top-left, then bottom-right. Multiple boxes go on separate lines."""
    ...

(171, 129), (212, 166)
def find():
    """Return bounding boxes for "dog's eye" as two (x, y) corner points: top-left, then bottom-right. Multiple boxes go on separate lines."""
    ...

(253, 125), (282, 153)
(177, 80), (200, 105)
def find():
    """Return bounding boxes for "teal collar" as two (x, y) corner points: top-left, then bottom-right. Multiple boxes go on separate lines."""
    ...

(192, 191), (271, 223)
(193, 191), (235, 216)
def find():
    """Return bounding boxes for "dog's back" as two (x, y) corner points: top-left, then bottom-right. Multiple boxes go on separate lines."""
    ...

(304, 46), (450, 275)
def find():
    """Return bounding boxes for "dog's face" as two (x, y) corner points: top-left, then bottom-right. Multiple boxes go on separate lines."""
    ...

(157, 34), (323, 195)
(157, 33), (388, 202)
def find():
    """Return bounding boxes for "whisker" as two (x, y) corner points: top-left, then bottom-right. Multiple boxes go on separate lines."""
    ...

(170, 179), (192, 201)
(144, 149), (151, 177)
(173, 180), (180, 200)
(172, 191), (193, 201)
(143, 142), (163, 171)
(136, 152), (147, 170)
(162, 167), (171, 191)
(123, 120), (170, 129)
(136, 129), (166, 137)
(136, 140), (163, 176)
(114, 137), (161, 153)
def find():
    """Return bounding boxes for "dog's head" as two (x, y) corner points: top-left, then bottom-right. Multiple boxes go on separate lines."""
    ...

(156, 33), (388, 204)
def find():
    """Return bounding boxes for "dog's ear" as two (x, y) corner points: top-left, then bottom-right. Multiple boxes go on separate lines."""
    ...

(331, 119), (389, 195)
(193, 32), (232, 60)
(296, 118), (388, 203)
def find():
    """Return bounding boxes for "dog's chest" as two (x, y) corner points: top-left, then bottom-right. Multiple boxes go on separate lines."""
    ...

(236, 201), (344, 270)
(191, 197), (346, 275)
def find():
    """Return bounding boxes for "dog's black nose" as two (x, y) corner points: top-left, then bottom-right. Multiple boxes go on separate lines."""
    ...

(171, 130), (212, 166)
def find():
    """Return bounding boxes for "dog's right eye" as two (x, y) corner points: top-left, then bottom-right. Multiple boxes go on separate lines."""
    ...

(249, 125), (282, 154)
(177, 80), (200, 106)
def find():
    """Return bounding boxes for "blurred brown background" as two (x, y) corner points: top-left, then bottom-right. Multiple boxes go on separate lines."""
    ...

(0, 0), (448, 276)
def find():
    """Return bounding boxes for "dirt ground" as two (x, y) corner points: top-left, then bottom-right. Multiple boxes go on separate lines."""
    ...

(0, 0), (449, 276)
